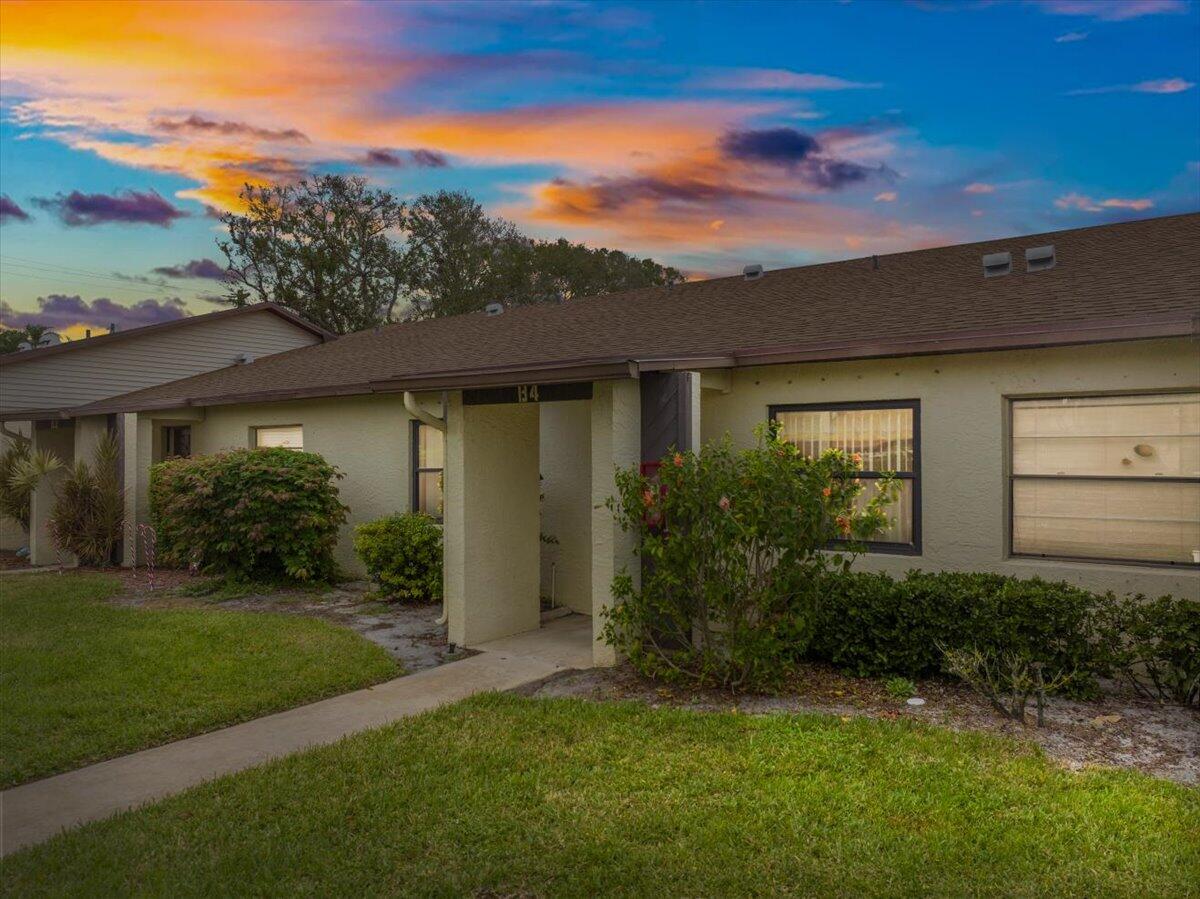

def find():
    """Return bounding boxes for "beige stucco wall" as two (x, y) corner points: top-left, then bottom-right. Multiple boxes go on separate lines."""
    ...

(539, 401), (592, 614)
(153, 394), (417, 574)
(444, 394), (542, 646)
(590, 378), (642, 665)
(701, 337), (1200, 600)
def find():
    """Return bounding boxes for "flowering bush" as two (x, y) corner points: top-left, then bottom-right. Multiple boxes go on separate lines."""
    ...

(601, 423), (896, 689)
(354, 512), (443, 602)
(150, 448), (348, 582)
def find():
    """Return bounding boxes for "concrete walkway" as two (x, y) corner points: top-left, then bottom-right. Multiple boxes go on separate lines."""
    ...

(0, 614), (591, 856)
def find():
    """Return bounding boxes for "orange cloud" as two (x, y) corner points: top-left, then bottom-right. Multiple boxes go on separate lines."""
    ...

(1054, 192), (1154, 212)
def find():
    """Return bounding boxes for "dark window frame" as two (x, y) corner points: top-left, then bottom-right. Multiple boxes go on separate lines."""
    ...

(161, 425), (191, 459)
(769, 399), (922, 556)
(1007, 392), (1200, 569)
(410, 420), (444, 521)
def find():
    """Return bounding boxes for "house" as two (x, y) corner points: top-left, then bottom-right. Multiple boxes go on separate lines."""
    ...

(0, 303), (332, 559)
(22, 214), (1200, 665)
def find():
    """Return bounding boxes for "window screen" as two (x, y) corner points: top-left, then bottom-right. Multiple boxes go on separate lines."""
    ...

(771, 401), (920, 552)
(1011, 393), (1200, 565)
(254, 425), (303, 450)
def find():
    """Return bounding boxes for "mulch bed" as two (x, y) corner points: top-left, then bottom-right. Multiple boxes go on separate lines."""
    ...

(525, 662), (1200, 785)
(0, 550), (32, 571)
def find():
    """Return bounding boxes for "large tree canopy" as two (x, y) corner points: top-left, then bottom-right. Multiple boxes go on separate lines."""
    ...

(217, 175), (408, 334)
(216, 178), (683, 333)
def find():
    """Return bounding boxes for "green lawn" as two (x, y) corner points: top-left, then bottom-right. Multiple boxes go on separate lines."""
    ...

(0, 574), (398, 786)
(3, 694), (1196, 897)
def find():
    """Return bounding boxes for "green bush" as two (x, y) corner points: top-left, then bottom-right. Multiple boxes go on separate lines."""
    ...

(150, 448), (348, 582)
(811, 570), (1104, 696)
(602, 425), (897, 690)
(353, 513), (443, 602)
(1097, 594), (1199, 707)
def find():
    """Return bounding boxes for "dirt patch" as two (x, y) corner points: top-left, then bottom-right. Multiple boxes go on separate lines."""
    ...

(0, 550), (32, 571)
(108, 574), (460, 674)
(524, 663), (1200, 785)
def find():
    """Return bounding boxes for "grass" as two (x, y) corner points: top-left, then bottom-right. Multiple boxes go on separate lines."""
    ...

(3, 694), (1196, 897)
(0, 573), (398, 787)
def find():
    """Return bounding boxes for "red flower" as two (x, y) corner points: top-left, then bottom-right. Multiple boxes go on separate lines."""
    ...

(672, 453), (684, 468)
(822, 487), (832, 498)
(718, 495), (731, 511)
(642, 489), (655, 508)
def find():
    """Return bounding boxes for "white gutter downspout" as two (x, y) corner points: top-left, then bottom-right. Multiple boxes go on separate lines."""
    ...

(404, 392), (450, 625)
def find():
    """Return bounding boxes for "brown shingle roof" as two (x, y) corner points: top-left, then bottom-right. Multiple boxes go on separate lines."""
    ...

(72, 213), (1200, 415)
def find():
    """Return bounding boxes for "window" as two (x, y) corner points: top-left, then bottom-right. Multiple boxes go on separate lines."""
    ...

(1011, 393), (1200, 566)
(254, 425), (303, 450)
(411, 421), (444, 519)
(770, 401), (920, 554)
(162, 425), (191, 459)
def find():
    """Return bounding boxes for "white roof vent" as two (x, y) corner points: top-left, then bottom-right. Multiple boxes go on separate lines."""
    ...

(484, 302), (505, 316)
(982, 251), (1012, 278)
(1025, 244), (1056, 273)
(743, 264), (764, 280)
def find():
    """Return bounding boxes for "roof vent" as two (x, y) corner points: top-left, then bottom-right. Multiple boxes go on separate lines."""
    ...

(982, 251), (1012, 278)
(234, 352), (255, 365)
(1025, 244), (1056, 273)
(743, 264), (764, 281)
(484, 302), (505, 316)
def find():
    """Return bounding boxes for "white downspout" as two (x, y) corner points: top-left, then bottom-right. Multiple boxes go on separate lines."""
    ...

(404, 392), (450, 626)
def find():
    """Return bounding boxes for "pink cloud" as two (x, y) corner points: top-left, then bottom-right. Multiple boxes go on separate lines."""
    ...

(874, 191), (898, 202)
(1036, 0), (1187, 21)
(693, 68), (882, 91)
(1054, 193), (1154, 212)
(1067, 77), (1195, 96)
(963, 182), (996, 194)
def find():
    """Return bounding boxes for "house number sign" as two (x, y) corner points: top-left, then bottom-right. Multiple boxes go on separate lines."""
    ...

(463, 382), (594, 406)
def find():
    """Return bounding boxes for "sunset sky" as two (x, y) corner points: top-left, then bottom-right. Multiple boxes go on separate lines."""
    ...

(1, 0), (1197, 337)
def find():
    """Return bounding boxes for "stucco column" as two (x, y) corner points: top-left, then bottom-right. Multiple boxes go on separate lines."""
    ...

(444, 393), (541, 647)
(28, 424), (74, 566)
(121, 412), (153, 566)
(590, 378), (642, 666)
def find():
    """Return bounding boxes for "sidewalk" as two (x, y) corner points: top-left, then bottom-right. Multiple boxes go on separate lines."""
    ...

(0, 614), (592, 856)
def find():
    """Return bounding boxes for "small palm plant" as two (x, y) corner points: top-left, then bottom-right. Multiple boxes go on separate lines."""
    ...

(0, 439), (62, 531)
(47, 433), (124, 566)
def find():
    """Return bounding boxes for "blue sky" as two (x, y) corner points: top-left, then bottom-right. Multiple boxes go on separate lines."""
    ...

(1, 0), (1197, 335)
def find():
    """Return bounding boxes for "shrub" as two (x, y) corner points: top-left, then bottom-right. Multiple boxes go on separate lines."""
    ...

(151, 448), (348, 582)
(884, 676), (916, 700)
(601, 425), (897, 690)
(811, 570), (1104, 696)
(47, 433), (124, 566)
(1097, 595), (1199, 707)
(353, 513), (442, 602)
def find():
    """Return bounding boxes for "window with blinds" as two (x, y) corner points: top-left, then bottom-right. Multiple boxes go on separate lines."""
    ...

(411, 421), (444, 520)
(770, 400), (920, 553)
(253, 425), (303, 450)
(1010, 393), (1200, 565)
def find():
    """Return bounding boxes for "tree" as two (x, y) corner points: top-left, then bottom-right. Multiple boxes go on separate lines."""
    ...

(400, 191), (684, 319)
(216, 175), (408, 334)
(0, 324), (52, 354)
(400, 191), (527, 320)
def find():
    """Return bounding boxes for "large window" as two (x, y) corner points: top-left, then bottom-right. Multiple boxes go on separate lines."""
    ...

(770, 400), (920, 553)
(254, 425), (303, 450)
(1011, 393), (1200, 566)
(411, 421), (444, 519)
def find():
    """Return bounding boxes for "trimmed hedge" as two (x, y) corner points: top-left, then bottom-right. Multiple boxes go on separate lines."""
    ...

(353, 513), (443, 602)
(150, 448), (348, 582)
(811, 570), (1105, 696)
